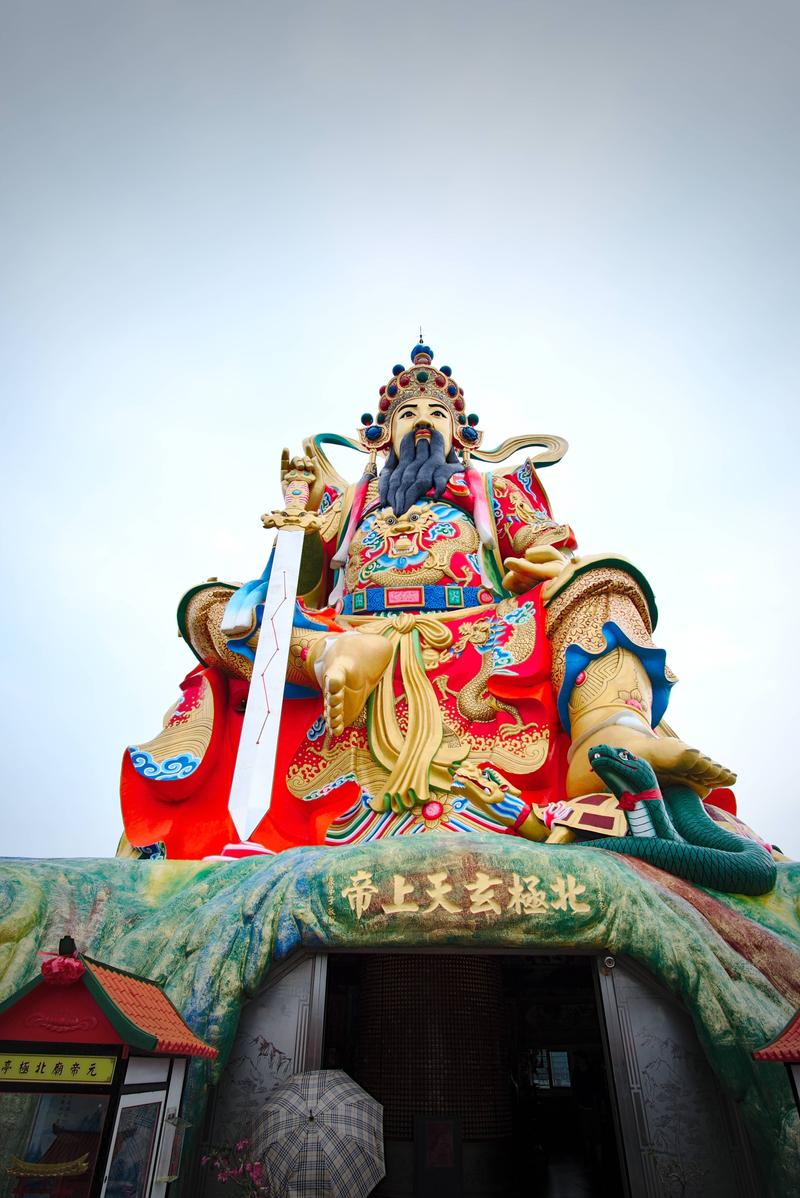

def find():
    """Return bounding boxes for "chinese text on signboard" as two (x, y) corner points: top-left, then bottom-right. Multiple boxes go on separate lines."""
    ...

(0, 1053), (116, 1084)
(338, 869), (592, 920)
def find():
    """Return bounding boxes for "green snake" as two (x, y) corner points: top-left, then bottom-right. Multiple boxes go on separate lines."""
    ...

(577, 745), (777, 896)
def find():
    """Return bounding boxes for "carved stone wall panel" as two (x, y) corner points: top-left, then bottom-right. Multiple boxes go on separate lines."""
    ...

(598, 958), (760, 1198)
(206, 952), (327, 1163)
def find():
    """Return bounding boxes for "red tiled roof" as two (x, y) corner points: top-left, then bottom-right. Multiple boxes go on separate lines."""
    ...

(82, 957), (217, 1059)
(752, 1010), (800, 1063)
(41, 1128), (101, 1166)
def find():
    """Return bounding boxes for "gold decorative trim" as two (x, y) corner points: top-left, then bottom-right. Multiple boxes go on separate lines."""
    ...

(135, 675), (214, 765)
(481, 433), (568, 467)
(8, 1154), (89, 1178)
(183, 588), (254, 681)
(545, 565), (658, 694)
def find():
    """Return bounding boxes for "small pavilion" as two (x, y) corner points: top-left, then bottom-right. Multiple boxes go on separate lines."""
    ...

(0, 935), (216, 1198)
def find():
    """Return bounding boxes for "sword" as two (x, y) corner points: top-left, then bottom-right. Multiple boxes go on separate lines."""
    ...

(226, 454), (320, 842)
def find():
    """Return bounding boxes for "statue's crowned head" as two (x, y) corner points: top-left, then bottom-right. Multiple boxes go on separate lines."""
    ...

(358, 342), (483, 516)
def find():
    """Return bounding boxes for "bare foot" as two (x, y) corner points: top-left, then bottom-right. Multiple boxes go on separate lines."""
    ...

(317, 632), (394, 736)
(567, 724), (736, 798)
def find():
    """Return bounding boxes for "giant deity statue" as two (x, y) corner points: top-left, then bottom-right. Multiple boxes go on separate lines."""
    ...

(120, 342), (777, 894)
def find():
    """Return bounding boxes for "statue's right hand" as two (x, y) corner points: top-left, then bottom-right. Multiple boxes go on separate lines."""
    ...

(502, 544), (569, 596)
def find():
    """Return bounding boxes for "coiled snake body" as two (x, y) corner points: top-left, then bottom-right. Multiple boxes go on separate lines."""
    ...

(579, 745), (777, 896)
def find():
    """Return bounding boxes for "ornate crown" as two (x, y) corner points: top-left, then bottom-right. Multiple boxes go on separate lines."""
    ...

(357, 341), (483, 453)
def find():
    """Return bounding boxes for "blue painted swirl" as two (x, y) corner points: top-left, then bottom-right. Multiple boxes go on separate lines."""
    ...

(128, 747), (200, 781)
(307, 716), (326, 742)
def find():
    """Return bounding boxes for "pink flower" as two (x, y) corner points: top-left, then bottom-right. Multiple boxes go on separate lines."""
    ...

(235, 1138), (250, 1152)
(200, 1156), (210, 1166)
(40, 955), (85, 986)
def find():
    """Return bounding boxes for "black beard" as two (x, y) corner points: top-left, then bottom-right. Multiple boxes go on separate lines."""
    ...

(377, 429), (461, 516)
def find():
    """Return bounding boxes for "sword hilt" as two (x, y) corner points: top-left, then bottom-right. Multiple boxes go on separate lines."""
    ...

(283, 477), (310, 514)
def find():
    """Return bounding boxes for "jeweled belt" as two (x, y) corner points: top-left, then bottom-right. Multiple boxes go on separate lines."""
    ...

(341, 583), (495, 615)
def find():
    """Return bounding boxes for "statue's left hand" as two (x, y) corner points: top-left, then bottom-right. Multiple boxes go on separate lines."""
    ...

(280, 449), (317, 491)
(262, 449), (322, 532)
(502, 545), (570, 597)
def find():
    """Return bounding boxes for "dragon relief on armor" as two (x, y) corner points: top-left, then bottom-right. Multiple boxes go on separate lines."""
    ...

(430, 600), (549, 775)
(492, 475), (571, 552)
(345, 502), (480, 590)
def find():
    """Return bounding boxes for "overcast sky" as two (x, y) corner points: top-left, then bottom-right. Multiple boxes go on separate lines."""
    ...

(1, 1), (798, 859)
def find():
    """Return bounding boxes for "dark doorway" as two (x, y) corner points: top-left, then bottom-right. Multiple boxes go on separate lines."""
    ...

(322, 953), (624, 1198)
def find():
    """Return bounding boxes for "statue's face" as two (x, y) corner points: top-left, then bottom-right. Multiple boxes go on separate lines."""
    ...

(390, 395), (454, 456)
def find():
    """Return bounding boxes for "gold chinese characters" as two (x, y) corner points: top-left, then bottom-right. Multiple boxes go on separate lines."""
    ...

(338, 869), (591, 920)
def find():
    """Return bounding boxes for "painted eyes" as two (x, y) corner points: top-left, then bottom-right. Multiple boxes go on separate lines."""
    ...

(398, 408), (448, 420)
(409, 513), (419, 522)
(619, 750), (631, 760)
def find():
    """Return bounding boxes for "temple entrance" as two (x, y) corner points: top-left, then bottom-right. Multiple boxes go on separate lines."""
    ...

(204, 948), (761, 1198)
(322, 953), (623, 1198)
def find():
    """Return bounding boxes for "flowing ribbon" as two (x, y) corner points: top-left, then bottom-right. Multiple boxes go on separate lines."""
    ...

(463, 466), (498, 590)
(505, 802), (533, 835)
(329, 473), (374, 605)
(332, 473), (371, 570)
(617, 787), (661, 811)
(464, 466), (496, 551)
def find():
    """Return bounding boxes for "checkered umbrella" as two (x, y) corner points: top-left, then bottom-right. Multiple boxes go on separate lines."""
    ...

(251, 1069), (385, 1197)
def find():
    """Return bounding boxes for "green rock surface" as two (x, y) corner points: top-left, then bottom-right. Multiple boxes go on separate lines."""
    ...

(1, 838), (798, 1195)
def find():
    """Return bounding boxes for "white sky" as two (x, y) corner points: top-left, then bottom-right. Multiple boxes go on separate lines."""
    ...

(1, 1), (798, 858)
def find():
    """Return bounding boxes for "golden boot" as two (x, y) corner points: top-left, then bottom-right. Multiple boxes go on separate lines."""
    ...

(565, 647), (735, 799)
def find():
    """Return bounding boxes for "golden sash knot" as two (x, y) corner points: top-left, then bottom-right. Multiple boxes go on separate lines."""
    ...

(359, 613), (464, 811)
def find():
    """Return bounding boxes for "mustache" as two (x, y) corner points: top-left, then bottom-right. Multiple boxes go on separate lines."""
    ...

(377, 429), (461, 516)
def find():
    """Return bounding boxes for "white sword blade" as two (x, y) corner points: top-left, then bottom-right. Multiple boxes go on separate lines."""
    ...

(228, 527), (305, 840)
